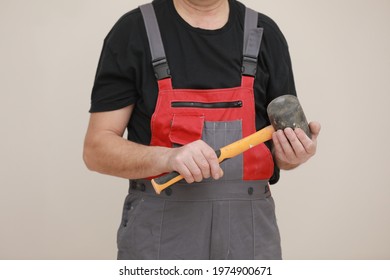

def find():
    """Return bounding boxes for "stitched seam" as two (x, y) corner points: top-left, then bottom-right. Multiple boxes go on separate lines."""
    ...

(226, 201), (231, 259)
(209, 201), (214, 260)
(157, 200), (166, 260)
(251, 200), (255, 259)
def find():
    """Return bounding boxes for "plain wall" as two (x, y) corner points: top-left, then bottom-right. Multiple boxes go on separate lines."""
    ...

(0, 0), (389, 259)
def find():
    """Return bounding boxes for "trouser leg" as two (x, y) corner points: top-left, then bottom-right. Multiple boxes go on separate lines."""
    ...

(210, 199), (281, 260)
(117, 180), (281, 260)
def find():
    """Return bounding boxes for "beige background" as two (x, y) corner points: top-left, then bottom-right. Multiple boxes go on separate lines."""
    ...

(0, 0), (389, 259)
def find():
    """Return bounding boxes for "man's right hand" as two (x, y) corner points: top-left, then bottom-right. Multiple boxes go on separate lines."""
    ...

(164, 140), (224, 184)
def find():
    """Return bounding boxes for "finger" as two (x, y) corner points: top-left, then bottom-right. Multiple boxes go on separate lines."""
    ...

(309, 121), (321, 141)
(285, 127), (308, 159)
(185, 157), (204, 182)
(218, 168), (224, 179)
(172, 141), (207, 183)
(169, 148), (197, 183)
(277, 129), (296, 161)
(210, 160), (223, 180)
(176, 164), (195, 184)
(193, 155), (211, 179)
(295, 128), (316, 155)
(201, 147), (222, 180)
(209, 165), (224, 180)
(272, 131), (287, 162)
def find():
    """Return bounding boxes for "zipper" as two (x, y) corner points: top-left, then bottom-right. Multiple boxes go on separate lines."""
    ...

(171, 100), (243, 108)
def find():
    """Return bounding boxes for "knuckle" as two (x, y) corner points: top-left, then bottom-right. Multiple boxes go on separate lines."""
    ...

(173, 154), (183, 164)
(204, 149), (216, 158)
(289, 135), (299, 144)
(210, 163), (220, 172)
(184, 177), (195, 184)
(194, 177), (203, 183)
(279, 136), (289, 145)
(199, 161), (209, 170)
(177, 167), (189, 177)
(192, 169), (202, 178)
(193, 173), (203, 182)
(193, 139), (205, 148)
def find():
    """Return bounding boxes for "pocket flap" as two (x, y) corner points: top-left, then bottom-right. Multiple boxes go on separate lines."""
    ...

(169, 113), (205, 146)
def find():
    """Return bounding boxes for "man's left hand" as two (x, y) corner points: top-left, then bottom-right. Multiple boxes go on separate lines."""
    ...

(272, 121), (321, 170)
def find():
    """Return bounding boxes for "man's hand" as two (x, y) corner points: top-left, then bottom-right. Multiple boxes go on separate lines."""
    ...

(272, 121), (321, 170)
(164, 140), (224, 184)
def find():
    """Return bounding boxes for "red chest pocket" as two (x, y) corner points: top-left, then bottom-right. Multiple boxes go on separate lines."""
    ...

(169, 113), (205, 146)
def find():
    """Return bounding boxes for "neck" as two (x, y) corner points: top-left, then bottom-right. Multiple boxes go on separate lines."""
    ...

(173, 0), (229, 30)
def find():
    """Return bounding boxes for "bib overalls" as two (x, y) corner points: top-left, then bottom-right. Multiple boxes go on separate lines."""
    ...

(117, 3), (281, 260)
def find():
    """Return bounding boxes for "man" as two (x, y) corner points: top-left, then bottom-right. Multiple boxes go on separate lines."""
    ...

(83, 0), (320, 259)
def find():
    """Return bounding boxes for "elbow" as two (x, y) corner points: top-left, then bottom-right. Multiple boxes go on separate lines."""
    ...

(83, 141), (98, 172)
(82, 150), (92, 171)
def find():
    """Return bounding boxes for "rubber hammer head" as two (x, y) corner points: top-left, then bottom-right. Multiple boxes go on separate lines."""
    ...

(267, 95), (312, 138)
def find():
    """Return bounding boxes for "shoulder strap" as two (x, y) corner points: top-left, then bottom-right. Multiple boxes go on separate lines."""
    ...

(242, 7), (263, 77)
(140, 3), (171, 80)
(140, 4), (263, 80)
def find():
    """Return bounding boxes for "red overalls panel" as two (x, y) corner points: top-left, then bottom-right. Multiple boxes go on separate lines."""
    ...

(150, 77), (274, 181)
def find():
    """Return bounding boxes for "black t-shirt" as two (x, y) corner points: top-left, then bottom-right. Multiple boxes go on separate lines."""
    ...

(90, 0), (296, 141)
(90, 0), (297, 183)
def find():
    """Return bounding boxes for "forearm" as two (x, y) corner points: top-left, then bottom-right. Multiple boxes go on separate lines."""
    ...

(83, 131), (171, 179)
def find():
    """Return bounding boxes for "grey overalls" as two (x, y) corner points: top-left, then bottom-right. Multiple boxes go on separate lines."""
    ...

(116, 2), (281, 260)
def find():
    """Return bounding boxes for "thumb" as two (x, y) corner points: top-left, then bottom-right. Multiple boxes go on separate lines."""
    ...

(309, 121), (321, 141)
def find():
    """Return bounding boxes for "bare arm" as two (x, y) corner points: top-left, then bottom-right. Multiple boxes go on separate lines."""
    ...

(83, 105), (170, 179)
(83, 105), (223, 182)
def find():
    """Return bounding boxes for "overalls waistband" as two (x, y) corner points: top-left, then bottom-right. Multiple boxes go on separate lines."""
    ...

(129, 179), (271, 201)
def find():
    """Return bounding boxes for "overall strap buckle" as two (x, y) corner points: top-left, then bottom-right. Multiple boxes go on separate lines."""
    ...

(242, 55), (258, 77)
(140, 3), (171, 81)
(242, 7), (264, 78)
(152, 58), (171, 80)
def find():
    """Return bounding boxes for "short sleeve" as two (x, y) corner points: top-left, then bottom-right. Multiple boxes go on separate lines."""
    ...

(89, 15), (138, 113)
(259, 14), (297, 103)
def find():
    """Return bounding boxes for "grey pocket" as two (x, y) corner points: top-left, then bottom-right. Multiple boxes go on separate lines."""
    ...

(117, 194), (144, 244)
(202, 120), (243, 181)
